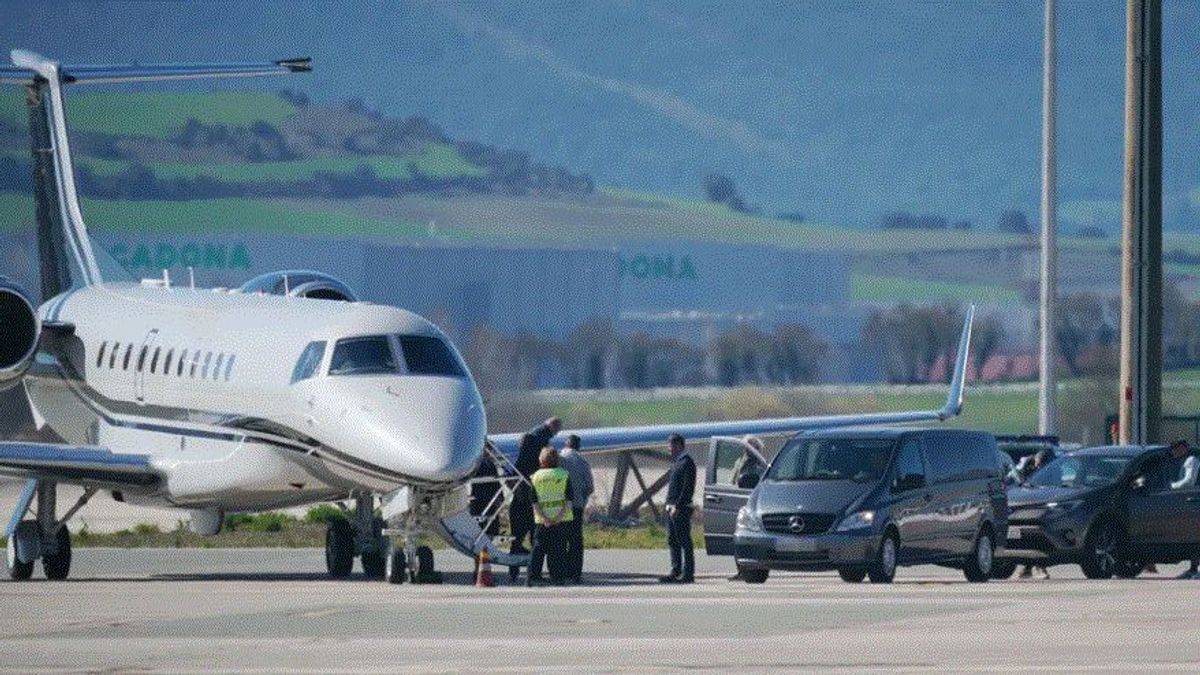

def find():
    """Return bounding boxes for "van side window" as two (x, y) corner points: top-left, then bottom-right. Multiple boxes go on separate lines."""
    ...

(224, 354), (236, 381)
(894, 438), (926, 490)
(202, 352), (213, 379)
(163, 349), (174, 376)
(213, 353), (225, 380)
(96, 342), (107, 368)
(924, 431), (971, 483)
(122, 344), (133, 370)
(109, 342), (121, 369)
(150, 347), (161, 374)
(177, 349), (188, 377)
(967, 434), (1000, 479)
(291, 341), (326, 384)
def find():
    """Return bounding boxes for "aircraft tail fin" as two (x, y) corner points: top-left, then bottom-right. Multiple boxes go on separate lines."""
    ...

(2, 51), (310, 300)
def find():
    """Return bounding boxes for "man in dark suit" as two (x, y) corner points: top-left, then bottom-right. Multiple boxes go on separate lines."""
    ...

(660, 433), (696, 584)
(509, 416), (562, 580)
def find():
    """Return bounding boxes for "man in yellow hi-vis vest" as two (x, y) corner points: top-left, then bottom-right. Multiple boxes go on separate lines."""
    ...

(527, 446), (575, 586)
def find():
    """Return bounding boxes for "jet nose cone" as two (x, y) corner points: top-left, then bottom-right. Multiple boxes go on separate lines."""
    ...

(407, 412), (486, 482)
(386, 377), (487, 482)
(318, 374), (487, 484)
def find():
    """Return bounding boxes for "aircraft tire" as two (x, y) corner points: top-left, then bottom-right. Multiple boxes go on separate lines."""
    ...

(5, 530), (33, 581)
(42, 525), (72, 581)
(413, 545), (442, 584)
(325, 519), (354, 578)
(361, 546), (386, 579)
(385, 543), (406, 585)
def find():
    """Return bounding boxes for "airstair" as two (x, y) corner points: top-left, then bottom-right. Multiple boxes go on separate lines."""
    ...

(432, 442), (531, 568)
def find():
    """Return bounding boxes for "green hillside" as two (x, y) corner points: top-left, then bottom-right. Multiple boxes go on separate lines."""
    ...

(851, 274), (1024, 305)
(0, 191), (425, 239)
(0, 90), (296, 138)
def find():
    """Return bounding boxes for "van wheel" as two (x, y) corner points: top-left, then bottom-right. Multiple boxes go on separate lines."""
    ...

(963, 528), (994, 583)
(868, 531), (898, 583)
(990, 559), (1018, 580)
(838, 567), (867, 583)
(740, 568), (769, 584)
(1114, 560), (1145, 579)
(1080, 520), (1118, 580)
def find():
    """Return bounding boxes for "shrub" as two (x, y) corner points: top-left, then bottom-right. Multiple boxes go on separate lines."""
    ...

(224, 511), (298, 532)
(304, 503), (348, 524)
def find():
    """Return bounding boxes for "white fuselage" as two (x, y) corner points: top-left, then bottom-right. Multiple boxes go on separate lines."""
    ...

(26, 282), (487, 511)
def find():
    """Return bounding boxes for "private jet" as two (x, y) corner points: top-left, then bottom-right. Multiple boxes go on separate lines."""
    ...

(0, 50), (974, 583)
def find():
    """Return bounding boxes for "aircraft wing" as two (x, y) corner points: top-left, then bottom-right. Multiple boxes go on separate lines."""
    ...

(2, 51), (310, 86)
(489, 307), (974, 460)
(0, 443), (159, 490)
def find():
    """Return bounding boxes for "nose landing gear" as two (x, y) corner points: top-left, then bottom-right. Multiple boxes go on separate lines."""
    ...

(321, 492), (442, 583)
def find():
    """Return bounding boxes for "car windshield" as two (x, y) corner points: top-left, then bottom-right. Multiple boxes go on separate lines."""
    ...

(328, 336), (399, 376)
(767, 437), (894, 482)
(1027, 455), (1131, 489)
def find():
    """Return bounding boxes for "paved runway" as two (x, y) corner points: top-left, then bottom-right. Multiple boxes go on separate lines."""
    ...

(2, 549), (1198, 673)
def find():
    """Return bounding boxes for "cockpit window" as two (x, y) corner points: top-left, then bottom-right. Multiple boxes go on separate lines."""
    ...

(291, 341), (326, 384)
(329, 336), (399, 376)
(396, 335), (465, 377)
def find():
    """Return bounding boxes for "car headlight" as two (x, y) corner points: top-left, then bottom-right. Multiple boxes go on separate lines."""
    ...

(736, 506), (763, 533)
(835, 510), (876, 532)
(1044, 500), (1083, 516)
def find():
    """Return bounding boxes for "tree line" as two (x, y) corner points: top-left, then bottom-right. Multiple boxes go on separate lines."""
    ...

(460, 319), (829, 395)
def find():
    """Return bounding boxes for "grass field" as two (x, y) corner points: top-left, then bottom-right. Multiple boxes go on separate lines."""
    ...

(851, 273), (1024, 305)
(3, 144), (483, 184)
(1, 91), (297, 138)
(543, 378), (1200, 442)
(1, 90), (294, 137)
(0, 191), (429, 240)
(547, 389), (1039, 436)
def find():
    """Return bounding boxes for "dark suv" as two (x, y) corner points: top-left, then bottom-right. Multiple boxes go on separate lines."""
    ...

(703, 428), (1008, 584)
(1003, 445), (1200, 579)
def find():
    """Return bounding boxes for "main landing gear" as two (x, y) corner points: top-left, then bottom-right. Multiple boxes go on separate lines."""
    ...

(5, 480), (95, 582)
(322, 492), (441, 583)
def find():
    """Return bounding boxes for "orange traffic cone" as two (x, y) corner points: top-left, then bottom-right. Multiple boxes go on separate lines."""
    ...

(475, 548), (496, 588)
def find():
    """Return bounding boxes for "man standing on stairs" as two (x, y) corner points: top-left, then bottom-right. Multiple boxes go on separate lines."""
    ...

(509, 417), (562, 580)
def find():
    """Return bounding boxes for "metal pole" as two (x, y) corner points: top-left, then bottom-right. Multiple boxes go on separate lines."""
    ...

(1038, 0), (1058, 435)
(1118, 0), (1163, 445)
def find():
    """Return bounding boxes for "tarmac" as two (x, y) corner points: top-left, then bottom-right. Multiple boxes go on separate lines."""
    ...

(2, 549), (1199, 672)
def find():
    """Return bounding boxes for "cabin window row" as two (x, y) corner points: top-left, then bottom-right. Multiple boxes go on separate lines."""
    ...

(94, 341), (236, 382)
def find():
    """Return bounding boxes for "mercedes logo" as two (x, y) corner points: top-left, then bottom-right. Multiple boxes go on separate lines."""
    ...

(788, 515), (806, 533)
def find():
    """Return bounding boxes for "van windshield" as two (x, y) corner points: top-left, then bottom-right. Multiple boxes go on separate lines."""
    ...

(767, 437), (895, 482)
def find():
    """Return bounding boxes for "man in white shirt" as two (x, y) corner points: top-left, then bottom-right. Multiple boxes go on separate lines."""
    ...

(558, 434), (595, 584)
(1167, 440), (1200, 579)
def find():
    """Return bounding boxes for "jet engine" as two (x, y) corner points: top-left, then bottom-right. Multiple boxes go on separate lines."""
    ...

(0, 279), (40, 392)
(239, 270), (358, 302)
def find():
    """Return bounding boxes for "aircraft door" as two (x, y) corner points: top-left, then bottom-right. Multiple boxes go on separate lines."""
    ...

(702, 436), (768, 555)
(134, 328), (160, 405)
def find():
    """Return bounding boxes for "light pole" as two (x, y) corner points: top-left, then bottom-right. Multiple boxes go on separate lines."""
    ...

(1118, 0), (1163, 445)
(1038, 0), (1058, 436)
